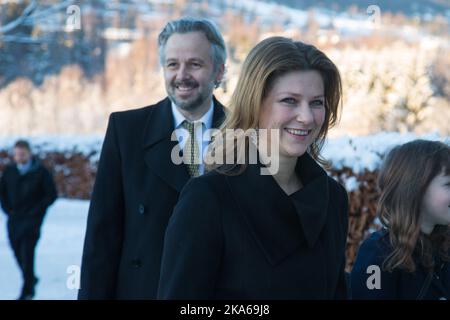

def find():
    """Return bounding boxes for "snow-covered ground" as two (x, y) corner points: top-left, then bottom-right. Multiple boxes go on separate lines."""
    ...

(0, 199), (89, 300)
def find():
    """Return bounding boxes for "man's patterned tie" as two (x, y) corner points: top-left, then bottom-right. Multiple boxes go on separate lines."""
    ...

(181, 120), (200, 177)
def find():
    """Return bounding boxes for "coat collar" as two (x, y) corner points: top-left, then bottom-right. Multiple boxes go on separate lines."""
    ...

(226, 153), (329, 266)
(12, 157), (40, 176)
(290, 154), (329, 249)
(142, 96), (225, 192)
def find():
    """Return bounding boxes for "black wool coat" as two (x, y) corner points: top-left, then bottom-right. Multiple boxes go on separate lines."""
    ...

(157, 153), (349, 299)
(78, 97), (225, 299)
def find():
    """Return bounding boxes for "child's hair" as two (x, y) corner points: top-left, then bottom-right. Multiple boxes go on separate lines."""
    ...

(377, 139), (450, 273)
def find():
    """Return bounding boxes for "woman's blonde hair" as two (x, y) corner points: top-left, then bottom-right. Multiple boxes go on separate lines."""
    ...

(378, 140), (450, 273)
(206, 36), (342, 174)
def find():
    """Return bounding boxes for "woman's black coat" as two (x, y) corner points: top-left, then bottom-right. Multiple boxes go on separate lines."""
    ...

(157, 153), (349, 299)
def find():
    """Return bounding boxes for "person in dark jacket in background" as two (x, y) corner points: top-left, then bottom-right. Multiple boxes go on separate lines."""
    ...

(351, 140), (450, 300)
(0, 140), (57, 300)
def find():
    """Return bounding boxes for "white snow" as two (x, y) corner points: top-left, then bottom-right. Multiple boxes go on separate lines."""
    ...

(222, 0), (446, 41)
(343, 176), (360, 192)
(321, 131), (449, 174)
(1, 132), (449, 174)
(225, 0), (386, 36)
(0, 199), (89, 300)
(0, 134), (104, 164)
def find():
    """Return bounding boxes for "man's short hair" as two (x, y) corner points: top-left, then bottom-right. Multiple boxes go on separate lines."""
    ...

(14, 140), (31, 151)
(158, 16), (227, 75)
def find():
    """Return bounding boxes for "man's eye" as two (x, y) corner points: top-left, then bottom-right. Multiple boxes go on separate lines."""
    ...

(191, 62), (202, 68)
(166, 63), (177, 68)
(310, 99), (324, 107)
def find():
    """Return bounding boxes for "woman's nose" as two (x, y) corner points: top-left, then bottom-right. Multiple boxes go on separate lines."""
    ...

(295, 102), (314, 125)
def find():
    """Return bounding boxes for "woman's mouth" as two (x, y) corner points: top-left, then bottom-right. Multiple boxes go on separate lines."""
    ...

(285, 128), (312, 137)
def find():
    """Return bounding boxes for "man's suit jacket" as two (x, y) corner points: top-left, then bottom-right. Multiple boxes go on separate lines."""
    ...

(78, 97), (225, 299)
(157, 153), (349, 299)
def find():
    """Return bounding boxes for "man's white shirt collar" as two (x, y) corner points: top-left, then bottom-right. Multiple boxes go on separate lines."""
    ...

(171, 100), (214, 131)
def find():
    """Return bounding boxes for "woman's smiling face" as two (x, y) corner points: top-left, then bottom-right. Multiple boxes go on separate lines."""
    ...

(258, 70), (326, 159)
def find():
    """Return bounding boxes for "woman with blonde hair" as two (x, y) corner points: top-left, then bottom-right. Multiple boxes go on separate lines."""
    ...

(157, 36), (349, 299)
(351, 140), (450, 299)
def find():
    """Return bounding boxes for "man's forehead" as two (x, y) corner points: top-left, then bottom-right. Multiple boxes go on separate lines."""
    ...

(164, 33), (212, 56)
(166, 31), (208, 42)
(163, 53), (213, 64)
(165, 56), (207, 62)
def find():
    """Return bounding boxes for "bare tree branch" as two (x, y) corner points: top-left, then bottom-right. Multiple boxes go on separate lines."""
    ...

(1, 34), (48, 44)
(25, 0), (76, 23)
(0, 0), (38, 34)
(0, 0), (76, 35)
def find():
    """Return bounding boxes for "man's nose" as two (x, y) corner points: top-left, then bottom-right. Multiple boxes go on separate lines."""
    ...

(176, 64), (190, 80)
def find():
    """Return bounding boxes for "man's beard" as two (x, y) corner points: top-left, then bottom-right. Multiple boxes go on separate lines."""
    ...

(168, 79), (215, 112)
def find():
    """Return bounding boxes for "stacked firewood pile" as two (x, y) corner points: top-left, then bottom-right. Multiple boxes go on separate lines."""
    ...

(330, 168), (382, 271)
(0, 150), (381, 270)
(42, 152), (97, 200)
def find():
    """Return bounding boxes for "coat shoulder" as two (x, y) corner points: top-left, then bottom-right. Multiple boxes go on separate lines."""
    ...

(185, 170), (227, 198)
(110, 103), (157, 124)
(110, 98), (169, 123)
(356, 230), (391, 266)
(178, 170), (232, 216)
(172, 171), (225, 228)
(107, 98), (170, 140)
(351, 230), (401, 299)
(2, 164), (16, 174)
(327, 176), (347, 199)
(326, 176), (349, 226)
(35, 163), (51, 175)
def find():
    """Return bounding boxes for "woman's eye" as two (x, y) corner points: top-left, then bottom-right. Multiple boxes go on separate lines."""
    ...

(281, 98), (296, 105)
(310, 99), (324, 107)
